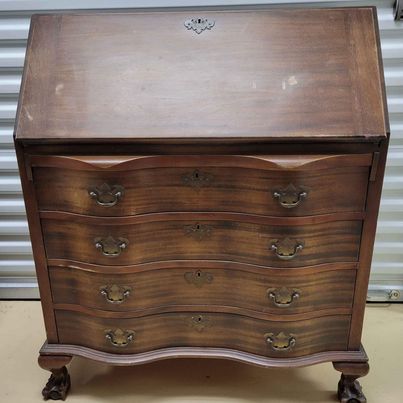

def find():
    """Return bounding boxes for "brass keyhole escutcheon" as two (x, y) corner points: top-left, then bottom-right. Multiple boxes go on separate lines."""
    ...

(184, 270), (213, 287)
(188, 315), (211, 332)
(182, 169), (213, 188)
(184, 223), (212, 241)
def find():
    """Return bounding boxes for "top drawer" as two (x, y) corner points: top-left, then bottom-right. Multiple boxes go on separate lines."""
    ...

(31, 154), (372, 217)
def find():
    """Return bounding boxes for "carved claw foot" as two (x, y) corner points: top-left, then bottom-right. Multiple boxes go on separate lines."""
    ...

(42, 366), (71, 401)
(38, 354), (72, 400)
(333, 361), (369, 403)
(337, 374), (366, 403)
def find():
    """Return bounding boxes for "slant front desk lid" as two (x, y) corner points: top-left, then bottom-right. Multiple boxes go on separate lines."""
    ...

(15, 8), (387, 142)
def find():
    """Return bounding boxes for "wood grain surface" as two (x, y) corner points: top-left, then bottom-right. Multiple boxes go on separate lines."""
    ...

(49, 264), (356, 315)
(15, 8), (387, 141)
(33, 158), (370, 217)
(42, 215), (362, 267)
(55, 309), (351, 357)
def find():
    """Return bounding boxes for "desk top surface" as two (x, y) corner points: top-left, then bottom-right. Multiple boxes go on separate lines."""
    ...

(15, 8), (388, 143)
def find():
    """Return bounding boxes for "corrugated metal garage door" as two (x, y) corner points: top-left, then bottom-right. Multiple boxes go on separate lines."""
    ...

(0, 0), (402, 300)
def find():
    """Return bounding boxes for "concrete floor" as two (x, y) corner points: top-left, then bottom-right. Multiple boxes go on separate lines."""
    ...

(0, 301), (402, 403)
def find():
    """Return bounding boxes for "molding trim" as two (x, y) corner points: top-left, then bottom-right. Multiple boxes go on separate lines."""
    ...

(40, 342), (368, 368)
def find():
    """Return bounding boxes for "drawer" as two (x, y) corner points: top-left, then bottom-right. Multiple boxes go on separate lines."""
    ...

(49, 263), (356, 315)
(31, 154), (371, 217)
(42, 214), (362, 267)
(55, 310), (351, 357)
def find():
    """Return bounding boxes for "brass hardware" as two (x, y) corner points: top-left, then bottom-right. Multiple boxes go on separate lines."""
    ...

(182, 169), (213, 188)
(267, 287), (300, 307)
(100, 284), (132, 304)
(95, 235), (128, 257)
(184, 223), (212, 241)
(265, 332), (296, 352)
(184, 18), (215, 34)
(188, 315), (210, 332)
(270, 238), (304, 260)
(184, 270), (213, 287)
(273, 183), (307, 208)
(89, 183), (124, 207)
(105, 328), (135, 347)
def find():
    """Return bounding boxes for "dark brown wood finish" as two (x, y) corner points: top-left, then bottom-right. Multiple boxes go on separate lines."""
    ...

(49, 264), (356, 315)
(14, 7), (389, 402)
(55, 310), (351, 357)
(15, 9), (386, 142)
(38, 355), (72, 401)
(41, 214), (363, 267)
(32, 155), (370, 217)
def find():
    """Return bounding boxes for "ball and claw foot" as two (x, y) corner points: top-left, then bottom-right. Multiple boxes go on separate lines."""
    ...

(42, 366), (71, 401)
(337, 374), (366, 403)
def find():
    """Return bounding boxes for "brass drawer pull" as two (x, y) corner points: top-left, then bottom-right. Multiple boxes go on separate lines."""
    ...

(267, 287), (300, 307)
(105, 328), (135, 347)
(270, 238), (304, 260)
(265, 332), (296, 352)
(100, 284), (132, 304)
(273, 184), (307, 209)
(89, 183), (124, 207)
(95, 236), (128, 257)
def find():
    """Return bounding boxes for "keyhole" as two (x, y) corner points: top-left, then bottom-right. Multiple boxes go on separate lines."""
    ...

(194, 171), (199, 179)
(196, 224), (201, 230)
(197, 316), (202, 322)
(197, 18), (202, 23)
(197, 271), (201, 277)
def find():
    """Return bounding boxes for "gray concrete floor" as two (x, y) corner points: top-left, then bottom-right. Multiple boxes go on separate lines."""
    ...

(0, 301), (402, 402)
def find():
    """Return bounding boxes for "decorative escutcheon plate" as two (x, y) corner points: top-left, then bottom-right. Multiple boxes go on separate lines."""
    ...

(184, 17), (215, 34)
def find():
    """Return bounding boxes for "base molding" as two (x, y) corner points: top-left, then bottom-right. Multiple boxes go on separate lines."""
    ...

(40, 342), (368, 368)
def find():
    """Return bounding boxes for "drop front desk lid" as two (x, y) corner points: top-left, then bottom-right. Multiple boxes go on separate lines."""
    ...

(15, 8), (388, 143)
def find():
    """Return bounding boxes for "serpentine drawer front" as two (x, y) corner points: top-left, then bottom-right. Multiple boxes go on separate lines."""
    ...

(31, 154), (371, 217)
(14, 8), (389, 402)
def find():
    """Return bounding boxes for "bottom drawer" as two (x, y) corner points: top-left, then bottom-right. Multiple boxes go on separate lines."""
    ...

(55, 310), (350, 357)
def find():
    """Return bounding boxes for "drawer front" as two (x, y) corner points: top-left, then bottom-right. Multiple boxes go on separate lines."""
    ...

(55, 310), (351, 357)
(42, 217), (362, 267)
(32, 155), (371, 217)
(50, 264), (356, 315)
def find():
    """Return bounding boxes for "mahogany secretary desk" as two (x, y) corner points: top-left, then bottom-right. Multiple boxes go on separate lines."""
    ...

(14, 8), (389, 402)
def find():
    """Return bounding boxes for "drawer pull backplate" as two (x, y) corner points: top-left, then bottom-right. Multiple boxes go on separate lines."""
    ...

(273, 183), (307, 209)
(105, 328), (135, 348)
(267, 287), (300, 307)
(95, 236), (128, 257)
(265, 332), (296, 352)
(270, 238), (304, 260)
(100, 284), (132, 304)
(89, 183), (124, 207)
